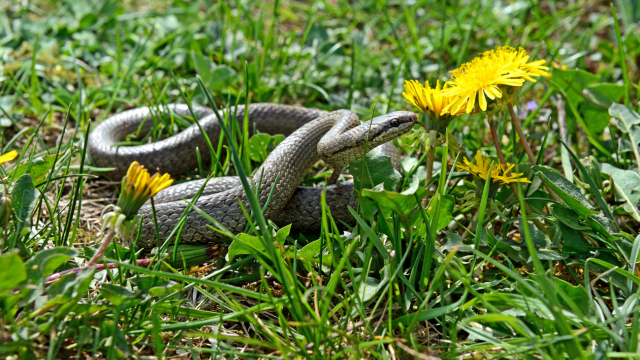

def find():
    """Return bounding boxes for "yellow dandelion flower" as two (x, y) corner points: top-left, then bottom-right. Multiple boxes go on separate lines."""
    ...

(402, 80), (467, 118)
(116, 161), (173, 219)
(483, 47), (550, 82)
(456, 152), (531, 185)
(0, 150), (18, 165)
(442, 56), (526, 114)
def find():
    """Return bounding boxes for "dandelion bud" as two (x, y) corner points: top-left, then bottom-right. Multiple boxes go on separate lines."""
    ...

(0, 193), (12, 227)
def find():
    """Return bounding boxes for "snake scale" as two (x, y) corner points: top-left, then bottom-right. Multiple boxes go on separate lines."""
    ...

(87, 104), (417, 249)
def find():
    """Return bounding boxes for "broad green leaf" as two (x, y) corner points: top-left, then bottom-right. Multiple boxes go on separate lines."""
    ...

(551, 204), (588, 230)
(0, 252), (26, 296)
(227, 233), (268, 259)
(192, 52), (212, 84)
(357, 277), (384, 303)
(532, 165), (597, 218)
(587, 214), (615, 240)
(583, 83), (625, 108)
(581, 102), (611, 134)
(25, 247), (77, 282)
(557, 222), (589, 254)
(10, 154), (58, 183)
(551, 69), (599, 106)
(297, 238), (333, 266)
(441, 231), (465, 252)
(100, 283), (138, 306)
(11, 174), (40, 229)
(519, 219), (551, 249)
(209, 65), (236, 91)
(554, 278), (596, 319)
(601, 163), (640, 221)
(610, 103), (640, 164)
(427, 194), (454, 231)
(350, 151), (401, 192)
(275, 224), (291, 245)
(248, 133), (285, 162)
(149, 281), (182, 296)
(361, 175), (429, 217)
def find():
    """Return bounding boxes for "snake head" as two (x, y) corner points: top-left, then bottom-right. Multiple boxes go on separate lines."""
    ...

(320, 111), (418, 169)
(364, 111), (418, 147)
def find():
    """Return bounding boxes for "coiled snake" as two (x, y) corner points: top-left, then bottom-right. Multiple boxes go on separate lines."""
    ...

(87, 104), (417, 249)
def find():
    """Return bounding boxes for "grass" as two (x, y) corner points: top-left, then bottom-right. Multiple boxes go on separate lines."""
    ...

(1, 0), (640, 358)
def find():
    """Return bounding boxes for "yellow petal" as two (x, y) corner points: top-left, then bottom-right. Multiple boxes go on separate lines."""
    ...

(0, 150), (18, 165)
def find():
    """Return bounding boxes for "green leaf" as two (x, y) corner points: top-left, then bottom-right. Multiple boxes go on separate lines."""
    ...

(10, 154), (58, 183)
(350, 152), (401, 192)
(519, 219), (551, 250)
(0, 252), (26, 296)
(427, 194), (454, 231)
(11, 174), (40, 229)
(360, 175), (429, 217)
(551, 204), (588, 230)
(78, 13), (97, 30)
(357, 277), (384, 303)
(248, 133), (285, 162)
(275, 224), (291, 245)
(554, 278), (596, 319)
(601, 163), (640, 221)
(557, 222), (589, 254)
(587, 214), (615, 240)
(297, 238), (333, 266)
(209, 65), (236, 91)
(532, 165), (597, 218)
(192, 52), (212, 84)
(25, 247), (77, 282)
(536, 249), (568, 261)
(610, 103), (640, 165)
(583, 83), (625, 108)
(581, 102), (611, 134)
(551, 69), (599, 106)
(100, 283), (138, 306)
(227, 233), (268, 260)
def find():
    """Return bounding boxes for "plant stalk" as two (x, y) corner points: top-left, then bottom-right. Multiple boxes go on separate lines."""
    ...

(507, 102), (562, 202)
(488, 117), (553, 239)
(423, 129), (438, 208)
(86, 229), (116, 267)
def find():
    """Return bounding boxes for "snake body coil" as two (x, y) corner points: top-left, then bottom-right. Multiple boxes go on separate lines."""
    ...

(88, 104), (416, 248)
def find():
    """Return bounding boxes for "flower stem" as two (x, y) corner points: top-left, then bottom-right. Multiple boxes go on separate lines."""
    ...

(488, 116), (553, 239)
(86, 229), (116, 267)
(423, 129), (438, 208)
(507, 102), (562, 202)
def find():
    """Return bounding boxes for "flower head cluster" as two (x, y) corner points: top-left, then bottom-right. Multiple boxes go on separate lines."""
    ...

(103, 162), (173, 237)
(457, 152), (531, 186)
(441, 47), (550, 115)
(116, 161), (173, 219)
(402, 80), (467, 132)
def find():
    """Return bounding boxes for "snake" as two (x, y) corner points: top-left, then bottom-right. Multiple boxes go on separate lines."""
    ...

(87, 104), (417, 249)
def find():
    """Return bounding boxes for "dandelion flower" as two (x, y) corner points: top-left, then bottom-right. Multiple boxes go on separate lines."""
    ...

(443, 56), (526, 114)
(101, 161), (173, 238)
(116, 161), (173, 220)
(457, 152), (530, 185)
(402, 80), (466, 133)
(0, 150), (18, 165)
(483, 47), (550, 81)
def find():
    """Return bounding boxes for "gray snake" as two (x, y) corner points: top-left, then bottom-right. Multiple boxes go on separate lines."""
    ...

(87, 104), (417, 249)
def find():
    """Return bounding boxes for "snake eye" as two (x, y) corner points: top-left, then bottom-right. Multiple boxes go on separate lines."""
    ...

(390, 119), (400, 127)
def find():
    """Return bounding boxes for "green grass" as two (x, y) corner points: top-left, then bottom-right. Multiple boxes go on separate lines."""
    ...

(2, 0), (640, 358)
